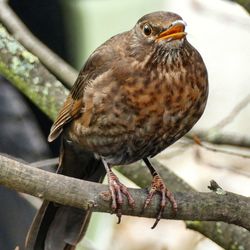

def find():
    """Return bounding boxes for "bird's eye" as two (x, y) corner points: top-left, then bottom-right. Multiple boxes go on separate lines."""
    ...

(143, 24), (152, 36)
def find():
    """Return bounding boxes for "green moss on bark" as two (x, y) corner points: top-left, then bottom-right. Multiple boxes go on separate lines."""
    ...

(0, 23), (69, 121)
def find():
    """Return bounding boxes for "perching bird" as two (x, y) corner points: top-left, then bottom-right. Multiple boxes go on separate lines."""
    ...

(26, 11), (208, 250)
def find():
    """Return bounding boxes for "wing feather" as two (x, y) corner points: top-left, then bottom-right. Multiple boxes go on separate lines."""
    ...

(48, 45), (109, 142)
(48, 95), (83, 142)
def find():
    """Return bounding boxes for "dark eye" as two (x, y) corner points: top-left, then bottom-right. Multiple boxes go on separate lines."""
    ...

(143, 24), (152, 36)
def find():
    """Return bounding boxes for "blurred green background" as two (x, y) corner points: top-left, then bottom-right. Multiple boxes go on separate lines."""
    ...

(61, 0), (166, 68)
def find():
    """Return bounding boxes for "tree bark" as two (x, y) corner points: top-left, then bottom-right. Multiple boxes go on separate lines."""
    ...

(0, 23), (69, 121)
(0, 0), (77, 88)
(0, 154), (249, 231)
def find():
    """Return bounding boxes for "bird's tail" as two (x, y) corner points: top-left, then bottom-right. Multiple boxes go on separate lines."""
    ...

(25, 137), (105, 250)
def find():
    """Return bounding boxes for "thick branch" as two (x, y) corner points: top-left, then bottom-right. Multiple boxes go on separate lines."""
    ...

(0, 154), (249, 231)
(186, 221), (250, 250)
(0, 0), (77, 87)
(29, 157), (250, 248)
(118, 160), (250, 249)
(0, 23), (69, 120)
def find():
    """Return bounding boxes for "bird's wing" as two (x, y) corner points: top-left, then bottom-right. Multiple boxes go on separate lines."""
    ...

(48, 77), (85, 142)
(48, 48), (109, 142)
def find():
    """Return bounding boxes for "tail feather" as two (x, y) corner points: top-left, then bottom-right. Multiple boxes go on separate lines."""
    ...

(26, 137), (105, 250)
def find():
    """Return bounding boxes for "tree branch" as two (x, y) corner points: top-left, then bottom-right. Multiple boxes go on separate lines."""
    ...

(186, 221), (250, 250)
(0, 154), (249, 231)
(186, 130), (250, 149)
(211, 94), (250, 131)
(0, 0), (77, 88)
(31, 156), (250, 249)
(117, 160), (250, 249)
(0, 23), (69, 121)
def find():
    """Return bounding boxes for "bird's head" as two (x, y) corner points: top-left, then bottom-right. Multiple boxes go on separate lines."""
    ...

(132, 11), (187, 54)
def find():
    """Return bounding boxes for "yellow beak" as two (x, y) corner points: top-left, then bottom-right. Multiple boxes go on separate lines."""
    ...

(157, 20), (187, 42)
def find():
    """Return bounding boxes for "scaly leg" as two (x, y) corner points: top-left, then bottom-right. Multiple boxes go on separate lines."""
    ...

(143, 158), (177, 229)
(102, 158), (135, 223)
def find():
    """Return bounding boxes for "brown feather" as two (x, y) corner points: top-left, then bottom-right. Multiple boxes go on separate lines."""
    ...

(48, 96), (83, 142)
(47, 44), (109, 142)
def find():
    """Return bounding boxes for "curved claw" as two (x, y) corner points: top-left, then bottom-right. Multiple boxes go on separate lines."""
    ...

(144, 174), (177, 229)
(107, 171), (135, 223)
(116, 208), (122, 224)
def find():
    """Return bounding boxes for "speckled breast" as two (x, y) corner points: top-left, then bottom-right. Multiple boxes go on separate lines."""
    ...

(69, 45), (208, 165)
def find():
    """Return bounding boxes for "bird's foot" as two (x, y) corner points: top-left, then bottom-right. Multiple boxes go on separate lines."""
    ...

(144, 174), (177, 229)
(107, 171), (135, 223)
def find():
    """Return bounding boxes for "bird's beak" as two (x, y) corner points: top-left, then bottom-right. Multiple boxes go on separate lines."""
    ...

(156, 20), (187, 42)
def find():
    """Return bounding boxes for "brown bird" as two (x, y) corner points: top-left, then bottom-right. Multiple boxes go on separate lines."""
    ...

(26, 11), (208, 250)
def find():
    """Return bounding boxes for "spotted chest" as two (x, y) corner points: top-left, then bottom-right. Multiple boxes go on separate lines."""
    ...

(68, 44), (208, 165)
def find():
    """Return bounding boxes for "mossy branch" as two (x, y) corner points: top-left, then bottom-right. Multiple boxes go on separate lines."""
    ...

(0, 23), (69, 121)
(0, 0), (77, 87)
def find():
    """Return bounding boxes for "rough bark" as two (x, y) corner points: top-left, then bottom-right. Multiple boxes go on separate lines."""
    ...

(0, 0), (77, 87)
(0, 23), (69, 121)
(118, 160), (250, 249)
(0, 154), (249, 231)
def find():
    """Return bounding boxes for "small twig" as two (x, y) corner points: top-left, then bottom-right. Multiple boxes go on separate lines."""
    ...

(189, 134), (250, 159)
(212, 93), (250, 131)
(198, 142), (250, 159)
(186, 130), (250, 149)
(0, 0), (77, 88)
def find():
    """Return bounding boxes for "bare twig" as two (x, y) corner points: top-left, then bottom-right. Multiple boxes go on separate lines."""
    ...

(0, 154), (249, 231)
(212, 94), (250, 130)
(187, 134), (250, 159)
(0, 0), (77, 88)
(186, 130), (250, 149)
(197, 142), (250, 159)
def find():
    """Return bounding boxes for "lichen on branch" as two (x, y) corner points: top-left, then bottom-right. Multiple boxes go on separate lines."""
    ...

(0, 23), (68, 121)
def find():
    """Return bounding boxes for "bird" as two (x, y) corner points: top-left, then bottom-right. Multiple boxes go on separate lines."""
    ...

(26, 11), (208, 250)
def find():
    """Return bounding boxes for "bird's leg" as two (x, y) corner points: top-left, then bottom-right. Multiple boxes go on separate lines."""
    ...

(102, 158), (135, 223)
(143, 158), (177, 229)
